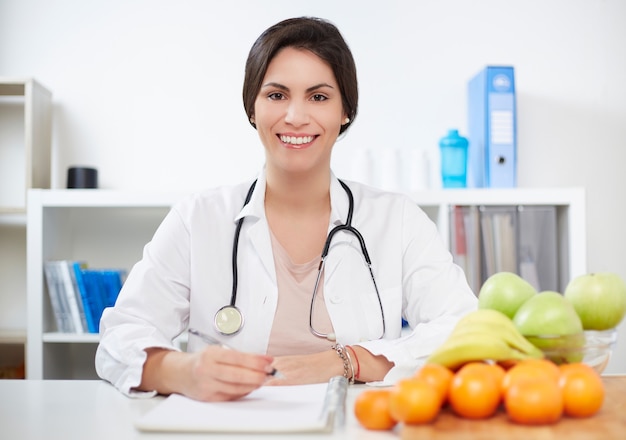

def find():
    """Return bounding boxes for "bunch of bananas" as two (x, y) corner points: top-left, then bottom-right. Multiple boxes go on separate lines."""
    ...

(426, 309), (544, 370)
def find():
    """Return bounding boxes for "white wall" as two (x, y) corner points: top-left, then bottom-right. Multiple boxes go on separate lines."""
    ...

(2, 0), (625, 373)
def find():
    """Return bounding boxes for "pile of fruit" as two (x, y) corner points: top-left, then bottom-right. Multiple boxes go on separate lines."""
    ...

(354, 271), (626, 431)
(426, 308), (543, 369)
(354, 359), (605, 430)
(428, 271), (626, 369)
(478, 271), (626, 337)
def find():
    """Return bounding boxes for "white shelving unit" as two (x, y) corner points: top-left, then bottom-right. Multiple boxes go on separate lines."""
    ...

(406, 187), (587, 291)
(0, 78), (52, 212)
(26, 187), (586, 379)
(26, 189), (185, 379)
(0, 78), (52, 377)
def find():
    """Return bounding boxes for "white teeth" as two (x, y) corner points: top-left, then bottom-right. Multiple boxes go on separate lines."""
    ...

(280, 135), (314, 145)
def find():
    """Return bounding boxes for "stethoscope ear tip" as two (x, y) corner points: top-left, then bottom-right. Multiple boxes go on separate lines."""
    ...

(327, 333), (337, 342)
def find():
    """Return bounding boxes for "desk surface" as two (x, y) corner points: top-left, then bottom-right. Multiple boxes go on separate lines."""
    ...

(0, 380), (391, 440)
(1, 377), (625, 440)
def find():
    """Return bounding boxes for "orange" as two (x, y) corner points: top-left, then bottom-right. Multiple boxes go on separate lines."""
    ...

(353, 389), (397, 431)
(501, 358), (560, 395)
(388, 378), (442, 424)
(414, 363), (454, 402)
(559, 363), (605, 418)
(458, 362), (507, 391)
(448, 362), (501, 419)
(517, 358), (561, 381)
(486, 363), (506, 393)
(505, 376), (563, 424)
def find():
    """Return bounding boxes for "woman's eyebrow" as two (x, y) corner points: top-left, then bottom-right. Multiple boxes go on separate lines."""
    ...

(261, 82), (289, 91)
(260, 82), (335, 93)
(306, 83), (335, 93)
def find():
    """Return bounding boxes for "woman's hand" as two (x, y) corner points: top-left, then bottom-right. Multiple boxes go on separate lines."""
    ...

(138, 346), (276, 402)
(266, 349), (344, 386)
(266, 346), (394, 385)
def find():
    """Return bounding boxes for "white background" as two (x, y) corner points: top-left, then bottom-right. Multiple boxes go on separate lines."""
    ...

(1, 0), (625, 373)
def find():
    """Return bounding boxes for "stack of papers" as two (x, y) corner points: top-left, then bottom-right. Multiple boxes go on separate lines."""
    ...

(135, 377), (348, 433)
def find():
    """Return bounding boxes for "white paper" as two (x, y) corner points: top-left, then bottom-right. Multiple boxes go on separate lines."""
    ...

(135, 382), (340, 433)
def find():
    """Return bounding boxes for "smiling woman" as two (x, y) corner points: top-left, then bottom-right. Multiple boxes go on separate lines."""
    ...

(95, 16), (477, 403)
(242, 17), (358, 136)
(253, 47), (346, 178)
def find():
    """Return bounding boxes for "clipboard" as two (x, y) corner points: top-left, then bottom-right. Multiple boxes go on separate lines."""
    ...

(135, 376), (348, 434)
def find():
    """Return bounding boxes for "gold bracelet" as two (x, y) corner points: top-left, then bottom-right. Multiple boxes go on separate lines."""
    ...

(346, 345), (360, 380)
(343, 345), (356, 384)
(331, 343), (355, 384)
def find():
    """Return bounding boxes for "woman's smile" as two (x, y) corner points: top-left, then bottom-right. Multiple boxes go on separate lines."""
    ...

(278, 134), (318, 149)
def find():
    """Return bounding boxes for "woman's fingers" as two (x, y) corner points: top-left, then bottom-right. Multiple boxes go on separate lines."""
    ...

(186, 346), (275, 401)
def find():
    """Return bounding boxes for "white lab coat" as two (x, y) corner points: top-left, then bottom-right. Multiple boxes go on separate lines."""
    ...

(95, 169), (477, 396)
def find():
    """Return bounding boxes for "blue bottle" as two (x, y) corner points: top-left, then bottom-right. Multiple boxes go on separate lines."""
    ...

(439, 129), (469, 188)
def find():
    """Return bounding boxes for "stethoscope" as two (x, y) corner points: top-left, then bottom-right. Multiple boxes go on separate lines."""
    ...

(213, 179), (386, 341)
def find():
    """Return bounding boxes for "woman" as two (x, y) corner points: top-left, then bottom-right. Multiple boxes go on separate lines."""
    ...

(95, 16), (477, 402)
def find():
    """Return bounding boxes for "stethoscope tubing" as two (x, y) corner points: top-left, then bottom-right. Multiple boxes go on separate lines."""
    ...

(230, 180), (257, 308)
(220, 178), (386, 340)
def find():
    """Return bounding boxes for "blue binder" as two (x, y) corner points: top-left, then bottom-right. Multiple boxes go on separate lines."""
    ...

(467, 66), (517, 188)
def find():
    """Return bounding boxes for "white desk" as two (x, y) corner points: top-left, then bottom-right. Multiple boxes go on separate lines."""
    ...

(0, 380), (397, 440)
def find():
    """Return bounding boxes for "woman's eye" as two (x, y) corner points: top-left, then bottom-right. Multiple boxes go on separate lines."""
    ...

(311, 94), (327, 102)
(268, 92), (285, 101)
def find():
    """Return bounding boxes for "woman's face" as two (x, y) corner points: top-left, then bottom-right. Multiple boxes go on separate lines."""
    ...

(254, 47), (346, 176)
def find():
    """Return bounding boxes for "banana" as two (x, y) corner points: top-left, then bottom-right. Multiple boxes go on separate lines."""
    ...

(425, 309), (545, 370)
(455, 308), (518, 329)
(451, 321), (543, 358)
(426, 332), (530, 370)
(452, 309), (543, 357)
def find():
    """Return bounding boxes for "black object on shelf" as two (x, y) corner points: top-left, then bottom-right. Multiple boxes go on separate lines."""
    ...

(67, 167), (98, 189)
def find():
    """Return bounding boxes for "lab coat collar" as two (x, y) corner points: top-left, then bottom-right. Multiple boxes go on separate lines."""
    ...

(329, 172), (350, 228)
(234, 169), (267, 223)
(230, 168), (357, 299)
(234, 168), (350, 228)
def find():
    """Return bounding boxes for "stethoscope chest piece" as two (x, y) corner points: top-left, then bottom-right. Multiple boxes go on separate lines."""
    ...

(214, 305), (244, 335)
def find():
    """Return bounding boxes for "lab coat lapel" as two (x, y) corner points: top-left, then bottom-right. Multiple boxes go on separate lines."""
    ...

(246, 218), (276, 283)
(235, 172), (276, 284)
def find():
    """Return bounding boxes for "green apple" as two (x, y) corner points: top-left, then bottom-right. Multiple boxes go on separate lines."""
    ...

(563, 272), (626, 330)
(524, 333), (586, 364)
(513, 291), (585, 364)
(477, 272), (537, 319)
(513, 290), (583, 336)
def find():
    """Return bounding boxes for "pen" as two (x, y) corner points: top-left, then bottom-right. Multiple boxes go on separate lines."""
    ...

(187, 328), (284, 379)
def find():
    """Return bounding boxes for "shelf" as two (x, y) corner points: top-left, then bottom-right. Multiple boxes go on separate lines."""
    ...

(0, 213), (27, 225)
(407, 187), (585, 206)
(41, 332), (188, 347)
(409, 187), (587, 286)
(42, 332), (100, 343)
(0, 330), (26, 344)
(26, 188), (586, 380)
(33, 189), (188, 207)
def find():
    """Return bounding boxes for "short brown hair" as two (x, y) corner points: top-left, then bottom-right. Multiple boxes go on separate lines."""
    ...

(242, 17), (358, 135)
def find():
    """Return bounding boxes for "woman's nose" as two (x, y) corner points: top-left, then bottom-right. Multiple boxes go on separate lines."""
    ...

(284, 101), (309, 126)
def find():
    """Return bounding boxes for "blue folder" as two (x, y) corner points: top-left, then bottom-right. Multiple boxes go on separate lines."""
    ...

(467, 66), (517, 188)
